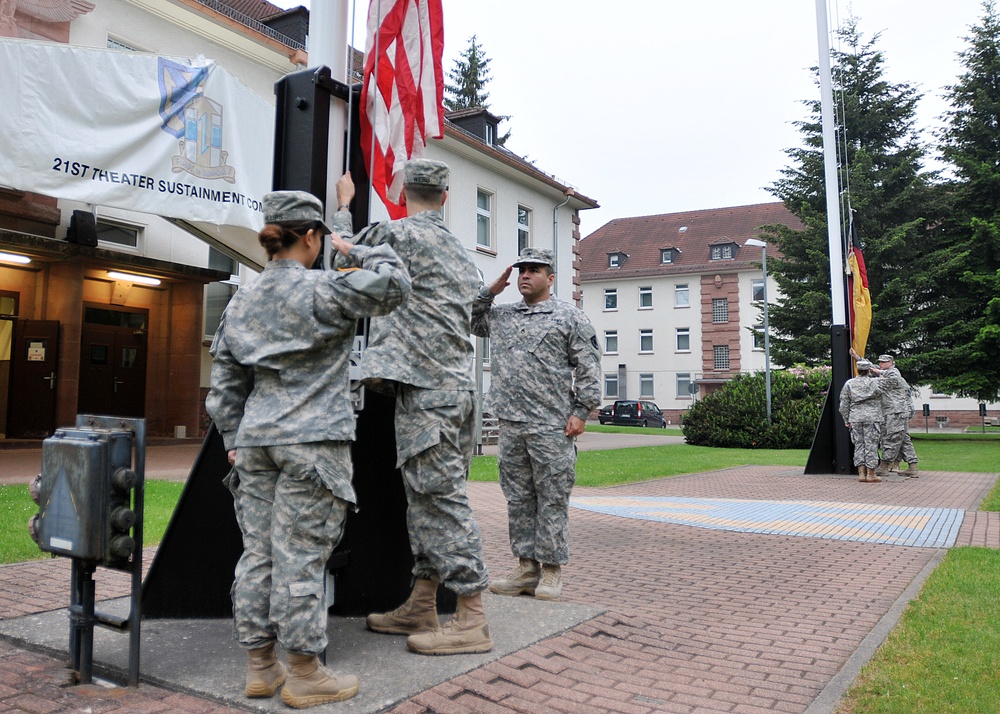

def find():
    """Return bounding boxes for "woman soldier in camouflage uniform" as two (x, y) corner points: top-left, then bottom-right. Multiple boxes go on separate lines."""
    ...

(839, 359), (891, 482)
(207, 191), (410, 708)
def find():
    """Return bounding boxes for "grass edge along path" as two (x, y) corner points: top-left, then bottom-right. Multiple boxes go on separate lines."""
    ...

(836, 546), (1000, 714)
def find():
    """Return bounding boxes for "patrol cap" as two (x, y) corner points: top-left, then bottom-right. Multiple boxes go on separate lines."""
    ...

(877, 354), (894, 363)
(856, 359), (873, 371)
(512, 247), (555, 268)
(403, 159), (449, 190)
(262, 190), (332, 234)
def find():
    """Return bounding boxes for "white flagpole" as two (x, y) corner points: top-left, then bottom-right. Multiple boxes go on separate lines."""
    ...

(815, 0), (846, 325)
(308, 1), (350, 220)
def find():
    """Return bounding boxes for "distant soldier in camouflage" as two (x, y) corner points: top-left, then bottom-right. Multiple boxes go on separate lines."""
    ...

(207, 190), (411, 707)
(332, 159), (492, 656)
(472, 248), (602, 600)
(839, 359), (890, 482)
(873, 353), (919, 478)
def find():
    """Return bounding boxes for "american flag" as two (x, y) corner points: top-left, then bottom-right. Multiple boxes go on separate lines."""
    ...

(359, 0), (445, 219)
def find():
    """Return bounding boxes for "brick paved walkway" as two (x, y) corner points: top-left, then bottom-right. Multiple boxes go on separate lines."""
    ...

(1, 465), (997, 713)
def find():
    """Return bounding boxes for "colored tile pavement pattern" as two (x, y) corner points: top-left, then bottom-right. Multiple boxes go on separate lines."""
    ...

(571, 496), (966, 548)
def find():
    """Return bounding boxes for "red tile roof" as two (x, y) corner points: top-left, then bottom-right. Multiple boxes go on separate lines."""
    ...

(219, 0), (289, 21)
(578, 202), (803, 280)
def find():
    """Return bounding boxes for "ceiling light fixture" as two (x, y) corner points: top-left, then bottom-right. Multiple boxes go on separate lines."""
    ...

(0, 251), (31, 264)
(108, 270), (161, 286)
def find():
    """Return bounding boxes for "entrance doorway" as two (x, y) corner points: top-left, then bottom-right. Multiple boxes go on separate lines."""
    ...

(5, 318), (60, 438)
(78, 305), (148, 418)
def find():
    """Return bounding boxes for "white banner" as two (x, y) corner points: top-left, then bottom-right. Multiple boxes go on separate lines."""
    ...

(0, 39), (272, 267)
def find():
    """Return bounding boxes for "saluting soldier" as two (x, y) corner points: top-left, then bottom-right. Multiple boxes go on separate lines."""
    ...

(839, 359), (891, 482)
(472, 248), (602, 601)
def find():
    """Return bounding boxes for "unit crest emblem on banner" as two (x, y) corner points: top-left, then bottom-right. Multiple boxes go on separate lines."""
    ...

(157, 58), (236, 183)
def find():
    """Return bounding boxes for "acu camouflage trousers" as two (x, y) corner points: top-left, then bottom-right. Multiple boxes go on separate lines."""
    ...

(395, 386), (489, 596)
(881, 413), (918, 464)
(497, 420), (577, 566)
(229, 441), (352, 654)
(849, 421), (882, 468)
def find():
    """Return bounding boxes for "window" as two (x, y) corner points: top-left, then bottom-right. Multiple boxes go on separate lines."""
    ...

(97, 220), (139, 248)
(638, 286), (652, 309)
(604, 373), (619, 398)
(753, 323), (765, 350)
(752, 278), (765, 302)
(639, 329), (653, 353)
(604, 330), (618, 354)
(485, 124), (495, 146)
(676, 327), (690, 352)
(660, 249), (674, 264)
(712, 298), (729, 323)
(639, 374), (654, 399)
(675, 283), (689, 307)
(604, 288), (618, 310)
(710, 244), (734, 260)
(608, 253), (622, 268)
(107, 36), (140, 51)
(676, 372), (692, 398)
(517, 206), (531, 253)
(476, 189), (492, 249)
(205, 248), (240, 338)
(713, 345), (730, 370)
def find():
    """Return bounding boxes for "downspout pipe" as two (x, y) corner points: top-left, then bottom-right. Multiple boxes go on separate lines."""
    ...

(552, 189), (574, 297)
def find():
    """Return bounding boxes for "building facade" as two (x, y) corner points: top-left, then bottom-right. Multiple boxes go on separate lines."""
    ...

(579, 203), (1000, 427)
(0, 1), (596, 441)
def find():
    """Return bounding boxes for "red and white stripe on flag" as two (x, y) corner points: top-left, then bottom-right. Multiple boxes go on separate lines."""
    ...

(360, 0), (445, 219)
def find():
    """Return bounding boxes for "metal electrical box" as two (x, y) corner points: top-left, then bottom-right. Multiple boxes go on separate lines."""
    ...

(36, 427), (136, 568)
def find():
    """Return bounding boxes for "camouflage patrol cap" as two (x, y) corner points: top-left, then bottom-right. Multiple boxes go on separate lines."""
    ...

(877, 354), (894, 363)
(262, 190), (332, 234)
(856, 359), (873, 371)
(403, 159), (449, 190)
(512, 247), (555, 268)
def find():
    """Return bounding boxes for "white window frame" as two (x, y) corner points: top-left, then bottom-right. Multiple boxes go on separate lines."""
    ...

(604, 373), (619, 398)
(638, 286), (652, 309)
(712, 298), (729, 323)
(676, 372), (692, 398)
(713, 345), (730, 370)
(753, 323), (765, 350)
(604, 330), (618, 354)
(676, 327), (690, 352)
(660, 249), (673, 264)
(751, 278), (765, 302)
(604, 288), (618, 311)
(517, 205), (531, 254)
(96, 218), (142, 252)
(675, 283), (689, 308)
(639, 329), (653, 354)
(476, 188), (494, 251)
(639, 373), (655, 399)
(711, 244), (734, 260)
(608, 253), (621, 269)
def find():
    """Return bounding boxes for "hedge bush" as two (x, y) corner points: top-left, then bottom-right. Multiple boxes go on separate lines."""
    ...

(683, 365), (831, 449)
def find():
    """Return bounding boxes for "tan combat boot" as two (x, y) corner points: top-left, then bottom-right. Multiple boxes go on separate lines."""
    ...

(488, 558), (540, 597)
(867, 465), (882, 482)
(406, 592), (493, 655)
(857, 466), (867, 482)
(366, 578), (440, 635)
(534, 564), (563, 601)
(245, 641), (285, 698)
(890, 460), (901, 472)
(280, 652), (359, 709)
(902, 462), (919, 478)
(874, 460), (891, 479)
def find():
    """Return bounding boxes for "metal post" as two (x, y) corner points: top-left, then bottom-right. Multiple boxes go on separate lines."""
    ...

(745, 239), (772, 423)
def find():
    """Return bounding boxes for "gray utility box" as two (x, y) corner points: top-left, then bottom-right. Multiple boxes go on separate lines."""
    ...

(36, 427), (136, 568)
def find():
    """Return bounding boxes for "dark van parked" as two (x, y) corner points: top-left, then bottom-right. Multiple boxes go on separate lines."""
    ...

(612, 400), (667, 428)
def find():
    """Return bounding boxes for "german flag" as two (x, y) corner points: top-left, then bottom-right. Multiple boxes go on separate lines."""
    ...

(847, 215), (872, 365)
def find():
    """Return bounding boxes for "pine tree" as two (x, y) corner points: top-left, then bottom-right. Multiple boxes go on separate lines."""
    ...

(444, 35), (492, 110)
(909, 0), (1000, 401)
(764, 19), (934, 369)
(444, 35), (510, 144)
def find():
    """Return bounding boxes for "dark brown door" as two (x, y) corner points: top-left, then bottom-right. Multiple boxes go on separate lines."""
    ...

(78, 323), (147, 418)
(7, 319), (60, 438)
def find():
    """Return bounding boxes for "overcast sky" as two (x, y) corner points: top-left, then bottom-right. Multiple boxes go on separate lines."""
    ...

(271, 0), (988, 236)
